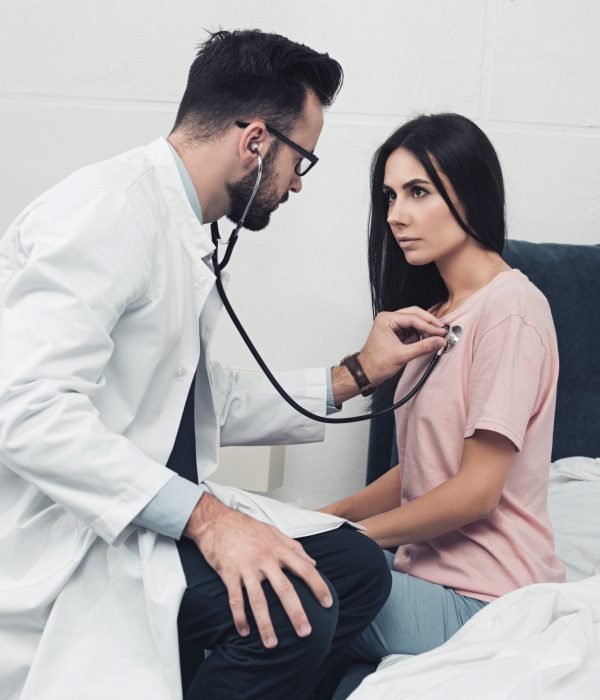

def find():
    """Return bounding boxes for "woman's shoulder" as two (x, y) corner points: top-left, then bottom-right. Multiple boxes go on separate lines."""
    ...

(483, 268), (551, 318)
(475, 268), (555, 340)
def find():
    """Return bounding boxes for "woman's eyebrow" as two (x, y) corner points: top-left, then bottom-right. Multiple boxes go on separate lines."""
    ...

(401, 178), (431, 190)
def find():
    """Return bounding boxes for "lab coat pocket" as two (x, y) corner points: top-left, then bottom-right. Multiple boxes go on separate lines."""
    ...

(0, 485), (82, 593)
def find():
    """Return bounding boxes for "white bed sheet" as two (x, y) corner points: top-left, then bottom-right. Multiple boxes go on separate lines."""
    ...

(547, 457), (600, 581)
(349, 576), (600, 699)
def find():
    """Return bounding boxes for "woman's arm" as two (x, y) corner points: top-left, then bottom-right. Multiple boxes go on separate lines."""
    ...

(358, 429), (515, 548)
(319, 464), (402, 522)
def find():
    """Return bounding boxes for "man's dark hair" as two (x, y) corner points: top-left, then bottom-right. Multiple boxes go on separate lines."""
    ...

(172, 29), (343, 140)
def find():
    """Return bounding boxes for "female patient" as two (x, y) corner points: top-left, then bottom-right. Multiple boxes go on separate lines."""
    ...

(322, 113), (565, 660)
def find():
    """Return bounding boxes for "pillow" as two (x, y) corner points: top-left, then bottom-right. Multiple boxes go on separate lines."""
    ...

(547, 456), (600, 581)
(503, 241), (600, 461)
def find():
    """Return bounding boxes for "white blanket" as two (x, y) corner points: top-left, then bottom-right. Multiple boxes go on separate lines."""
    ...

(349, 576), (600, 699)
(547, 457), (600, 581)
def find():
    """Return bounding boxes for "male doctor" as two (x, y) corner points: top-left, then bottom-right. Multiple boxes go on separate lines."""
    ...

(0, 30), (447, 700)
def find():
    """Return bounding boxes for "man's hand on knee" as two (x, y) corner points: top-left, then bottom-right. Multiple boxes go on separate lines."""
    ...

(184, 493), (334, 649)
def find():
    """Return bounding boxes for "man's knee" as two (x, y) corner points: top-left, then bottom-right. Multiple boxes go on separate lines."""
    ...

(321, 527), (392, 613)
(353, 534), (393, 608)
(271, 574), (340, 666)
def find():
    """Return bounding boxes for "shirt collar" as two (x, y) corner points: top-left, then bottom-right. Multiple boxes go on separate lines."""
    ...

(166, 141), (203, 223)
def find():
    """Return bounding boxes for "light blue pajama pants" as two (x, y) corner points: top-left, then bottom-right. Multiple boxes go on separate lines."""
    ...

(349, 550), (488, 661)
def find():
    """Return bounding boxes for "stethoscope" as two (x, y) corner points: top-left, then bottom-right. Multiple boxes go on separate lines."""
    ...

(210, 147), (462, 424)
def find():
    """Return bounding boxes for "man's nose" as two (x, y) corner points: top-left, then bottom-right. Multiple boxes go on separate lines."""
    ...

(289, 173), (303, 194)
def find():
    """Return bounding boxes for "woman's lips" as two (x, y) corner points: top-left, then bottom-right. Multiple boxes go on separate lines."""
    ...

(397, 237), (420, 248)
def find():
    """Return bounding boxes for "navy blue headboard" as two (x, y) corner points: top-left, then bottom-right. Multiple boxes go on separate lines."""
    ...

(366, 240), (600, 484)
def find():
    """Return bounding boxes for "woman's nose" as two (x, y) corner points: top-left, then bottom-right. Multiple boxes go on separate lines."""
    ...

(387, 200), (408, 227)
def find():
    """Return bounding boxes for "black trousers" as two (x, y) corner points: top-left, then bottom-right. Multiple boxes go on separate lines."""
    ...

(176, 525), (391, 700)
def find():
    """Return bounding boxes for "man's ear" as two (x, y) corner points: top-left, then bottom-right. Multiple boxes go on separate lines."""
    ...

(237, 121), (269, 167)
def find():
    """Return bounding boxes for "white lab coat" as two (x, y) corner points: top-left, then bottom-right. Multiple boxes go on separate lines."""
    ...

(0, 138), (344, 699)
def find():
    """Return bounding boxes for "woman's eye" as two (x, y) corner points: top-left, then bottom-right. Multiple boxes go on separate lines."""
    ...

(411, 186), (428, 198)
(383, 190), (396, 203)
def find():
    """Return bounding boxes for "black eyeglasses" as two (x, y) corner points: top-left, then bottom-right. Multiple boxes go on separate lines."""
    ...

(235, 120), (319, 176)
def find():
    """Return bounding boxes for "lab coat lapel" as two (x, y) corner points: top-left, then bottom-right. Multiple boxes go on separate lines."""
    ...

(143, 140), (232, 482)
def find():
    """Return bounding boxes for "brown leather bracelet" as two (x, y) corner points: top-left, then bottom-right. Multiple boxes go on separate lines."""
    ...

(340, 352), (375, 397)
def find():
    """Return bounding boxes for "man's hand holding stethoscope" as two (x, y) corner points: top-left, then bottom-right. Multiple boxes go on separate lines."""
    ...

(360, 307), (448, 380)
(331, 308), (448, 406)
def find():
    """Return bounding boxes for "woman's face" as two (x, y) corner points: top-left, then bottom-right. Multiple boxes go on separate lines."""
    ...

(383, 147), (469, 267)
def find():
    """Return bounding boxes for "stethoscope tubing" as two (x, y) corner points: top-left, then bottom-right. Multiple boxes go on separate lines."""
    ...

(214, 270), (444, 423)
(209, 152), (448, 424)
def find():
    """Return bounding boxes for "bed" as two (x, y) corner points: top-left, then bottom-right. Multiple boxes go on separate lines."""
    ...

(333, 240), (600, 699)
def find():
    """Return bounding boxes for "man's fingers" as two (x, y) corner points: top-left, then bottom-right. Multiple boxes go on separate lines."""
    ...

(396, 316), (448, 339)
(390, 312), (446, 336)
(244, 577), (279, 648)
(192, 511), (326, 650)
(283, 555), (333, 610)
(389, 306), (444, 328)
(402, 335), (446, 361)
(290, 539), (317, 566)
(264, 567), (313, 641)
(224, 576), (251, 638)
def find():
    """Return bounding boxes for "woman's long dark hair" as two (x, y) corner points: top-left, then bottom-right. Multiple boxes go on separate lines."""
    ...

(368, 114), (506, 407)
(368, 113), (506, 316)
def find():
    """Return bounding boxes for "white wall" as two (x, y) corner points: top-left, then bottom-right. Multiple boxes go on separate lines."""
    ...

(2, 0), (599, 508)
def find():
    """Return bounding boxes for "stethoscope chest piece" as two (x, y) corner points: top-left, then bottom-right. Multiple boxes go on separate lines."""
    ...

(442, 324), (463, 353)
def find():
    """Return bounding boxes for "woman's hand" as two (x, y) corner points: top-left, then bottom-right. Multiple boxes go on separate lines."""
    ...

(317, 503), (342, 517)
(317, 467), (403, 524)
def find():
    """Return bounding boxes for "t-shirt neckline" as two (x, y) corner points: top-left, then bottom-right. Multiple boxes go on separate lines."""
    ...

(430, 268), (520, 321)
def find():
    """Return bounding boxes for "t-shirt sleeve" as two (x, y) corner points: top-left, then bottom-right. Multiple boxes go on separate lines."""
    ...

(464, 315), (547, 451)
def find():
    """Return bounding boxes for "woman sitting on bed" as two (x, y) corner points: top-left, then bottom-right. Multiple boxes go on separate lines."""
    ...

(321, 113), (565, 660)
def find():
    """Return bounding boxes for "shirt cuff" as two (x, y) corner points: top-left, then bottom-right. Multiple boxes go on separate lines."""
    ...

(326, 368), (341, 414)
(132, 474), (206, 539)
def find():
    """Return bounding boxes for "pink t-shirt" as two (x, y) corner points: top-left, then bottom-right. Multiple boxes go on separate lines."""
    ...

(393, 269), (565, 601)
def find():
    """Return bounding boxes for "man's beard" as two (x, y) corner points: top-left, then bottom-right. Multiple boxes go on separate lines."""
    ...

(226, 149), (287, 232)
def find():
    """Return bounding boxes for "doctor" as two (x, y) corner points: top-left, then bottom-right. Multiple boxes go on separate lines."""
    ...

(0, 30), (447, 700)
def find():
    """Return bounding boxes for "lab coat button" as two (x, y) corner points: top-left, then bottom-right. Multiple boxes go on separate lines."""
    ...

(175, 367), (187, 380)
